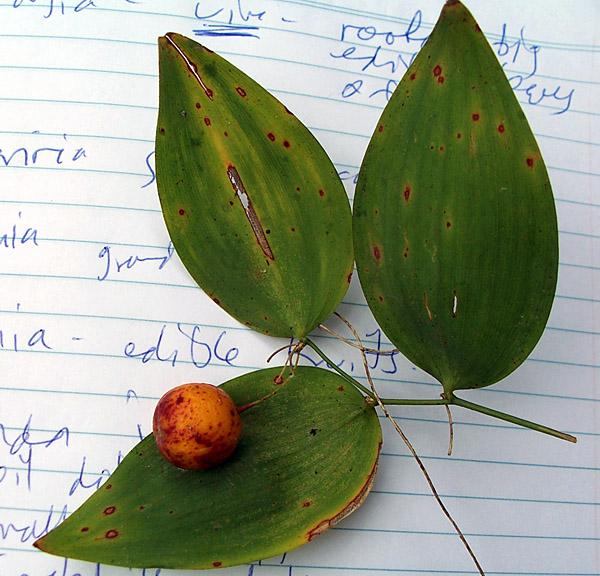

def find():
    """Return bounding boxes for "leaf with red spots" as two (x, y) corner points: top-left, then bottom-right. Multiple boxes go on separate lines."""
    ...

(34, 367), (381, 570)
(353, 1), (558, 394)
(155, 33), (353, 339)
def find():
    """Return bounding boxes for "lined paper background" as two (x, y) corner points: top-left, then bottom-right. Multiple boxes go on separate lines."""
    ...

(0, 1), (598, 575)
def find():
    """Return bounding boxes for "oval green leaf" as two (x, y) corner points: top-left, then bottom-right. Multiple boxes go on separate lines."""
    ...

(155, 34), (353, 339)
(353, 1), (558, 394)
(34, 367), (381, 569)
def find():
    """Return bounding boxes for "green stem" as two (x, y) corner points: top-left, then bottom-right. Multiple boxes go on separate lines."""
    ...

(302, 337), (374, 398)
(378, 398), (450, 406)
(449, 393), (577, 443)
(302, 338), (576, 443)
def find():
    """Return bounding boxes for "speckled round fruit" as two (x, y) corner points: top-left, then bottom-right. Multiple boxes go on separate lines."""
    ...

(152, 383), (242, 470)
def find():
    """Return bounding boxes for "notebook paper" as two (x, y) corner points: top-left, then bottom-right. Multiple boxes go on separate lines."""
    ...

(0, 1), (598, 575)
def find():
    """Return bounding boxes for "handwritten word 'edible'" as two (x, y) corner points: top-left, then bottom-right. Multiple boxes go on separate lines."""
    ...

(124, 324), (239, 369)
(97, 243), (174, 281)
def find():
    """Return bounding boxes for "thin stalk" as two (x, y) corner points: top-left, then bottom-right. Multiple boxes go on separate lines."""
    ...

(449, 394), (577, 443)
(302, 337), (374, 398)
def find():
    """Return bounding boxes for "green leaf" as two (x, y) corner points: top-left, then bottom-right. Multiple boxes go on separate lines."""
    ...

(155, 34), (353, 339)
(34, 367), (381, 569)
(352, 1), (558, 394)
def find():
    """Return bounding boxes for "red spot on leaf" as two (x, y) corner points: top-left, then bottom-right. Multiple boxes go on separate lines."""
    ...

(206, 88), (214, 99)
(103, 506), (116, 516)
(409, 73), (416, 81)
(283, 140), (291, 148)
(80, 526), (90, 532)
(319, 189), (325, 197)
(433, 65), (442, 77)
(204, 117), (211, 126)
(290, 227), (296, 232)
(472, 113), (480, 121)
(267, 132), (276, 141)
(378, 124), (384, 132)
(105, 484), (112, 490)
(223, 131), (228, 137)
(526, 157), (535, 169)
(236, 86), (247, 97)
(457, 133), (462, 139)
(178, 208), (186, 216)
(213, 562), (223, 568)
(438, 76), (445, 84)
(373, 246), (381, 260)
(302, 501), (312, 508)
(498, 124), (505, 133)
(105, 530), (119, 539)
(404, 185), (411, 203)
(195, 102), (201, 109)
(446, 221), (452, 228)
(337, 385), (345, 391)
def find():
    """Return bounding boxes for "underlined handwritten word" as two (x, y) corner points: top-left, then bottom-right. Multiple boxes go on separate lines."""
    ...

(192, 0), (294, 39)
(97, 243), (174, 282)
(124, 324), (240, 369)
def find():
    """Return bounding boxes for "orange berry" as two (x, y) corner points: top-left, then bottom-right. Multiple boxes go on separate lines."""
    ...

(152, 383), (242, 470)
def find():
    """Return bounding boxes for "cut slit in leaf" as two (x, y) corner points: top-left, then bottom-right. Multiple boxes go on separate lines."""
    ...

(34, 367), (382, 569)
(155, 33), (354, 340)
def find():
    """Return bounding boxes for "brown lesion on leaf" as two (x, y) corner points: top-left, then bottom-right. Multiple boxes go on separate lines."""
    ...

(227, 165), (274, 261)
(306, 444), (380, 542)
